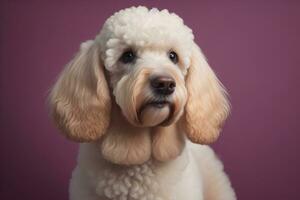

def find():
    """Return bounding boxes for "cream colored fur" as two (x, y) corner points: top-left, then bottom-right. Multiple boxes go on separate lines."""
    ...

(49, 6), (236, 200)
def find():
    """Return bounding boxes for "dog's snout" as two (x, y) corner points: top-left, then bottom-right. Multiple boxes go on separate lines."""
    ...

(151, 76), (176, 95)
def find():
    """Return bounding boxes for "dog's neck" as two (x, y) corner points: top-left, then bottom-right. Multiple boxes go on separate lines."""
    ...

(99, 102), (185, 165)
(81, 141), (190, 200)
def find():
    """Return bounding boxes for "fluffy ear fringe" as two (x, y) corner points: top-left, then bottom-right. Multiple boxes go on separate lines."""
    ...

(182, 43), (230, 144)
(152, 124), (185, 162)
(100, 104), (151, 165)
(49, 41), (111, 142)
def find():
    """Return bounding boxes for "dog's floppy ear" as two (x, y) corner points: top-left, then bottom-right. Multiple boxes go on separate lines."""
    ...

(181, 43), (230, 144)
(49, 40), (111, 142)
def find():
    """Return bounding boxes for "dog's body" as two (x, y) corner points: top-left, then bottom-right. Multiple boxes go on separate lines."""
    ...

(70, 142), (235, 200)
(49, 6), (236, 200)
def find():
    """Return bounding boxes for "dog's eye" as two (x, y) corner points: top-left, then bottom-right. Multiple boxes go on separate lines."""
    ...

(168, 51), (178, 64)
(120, 50), (136, 64)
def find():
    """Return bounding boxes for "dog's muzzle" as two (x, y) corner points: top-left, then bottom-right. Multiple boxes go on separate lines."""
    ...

(137, 75), (176, 127)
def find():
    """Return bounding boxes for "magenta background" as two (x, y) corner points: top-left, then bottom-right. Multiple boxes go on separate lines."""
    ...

(1, 0), (300, 199)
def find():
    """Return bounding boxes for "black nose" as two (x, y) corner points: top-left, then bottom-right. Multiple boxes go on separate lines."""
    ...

(151, 76), (176, 95)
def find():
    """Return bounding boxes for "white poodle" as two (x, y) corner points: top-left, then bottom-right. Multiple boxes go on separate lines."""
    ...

(49, 6), (236, 200)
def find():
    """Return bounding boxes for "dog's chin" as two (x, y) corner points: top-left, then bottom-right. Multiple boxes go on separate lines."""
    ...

(138, 101), (174, 127)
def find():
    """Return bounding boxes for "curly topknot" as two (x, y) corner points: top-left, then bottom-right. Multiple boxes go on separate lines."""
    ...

(96, 6), (195, 70)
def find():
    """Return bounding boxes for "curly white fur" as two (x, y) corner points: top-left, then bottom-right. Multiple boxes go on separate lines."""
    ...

(96, 7), (193, 73)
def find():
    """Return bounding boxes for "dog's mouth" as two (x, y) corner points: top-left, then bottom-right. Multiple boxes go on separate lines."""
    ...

(137, 100), (174, 127)
(148, 100), (169, 108)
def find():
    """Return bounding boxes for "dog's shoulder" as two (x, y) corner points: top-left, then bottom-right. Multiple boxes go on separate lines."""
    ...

(186, 141), (224, 170)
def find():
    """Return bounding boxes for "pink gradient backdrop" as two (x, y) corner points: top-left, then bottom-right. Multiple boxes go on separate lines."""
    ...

(1, 0), (300, 199)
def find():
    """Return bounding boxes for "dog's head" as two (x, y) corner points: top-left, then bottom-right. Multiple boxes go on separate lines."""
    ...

(49, 7), (230, 164)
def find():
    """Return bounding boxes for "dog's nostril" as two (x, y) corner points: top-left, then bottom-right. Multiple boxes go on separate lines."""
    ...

(169, 82), (176, 89)
(154, 82), (166, 89)
(151, 76), (176, 95)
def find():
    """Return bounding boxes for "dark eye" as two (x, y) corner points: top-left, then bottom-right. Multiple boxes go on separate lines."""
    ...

(168, 51), (178, 64)
(120, 50), (136, 64)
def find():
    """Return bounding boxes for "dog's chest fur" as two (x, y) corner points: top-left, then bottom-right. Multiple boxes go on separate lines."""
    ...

(75, 143), (200, 200)
(76, 144), (193, 200)
(95, 161), (166, 200)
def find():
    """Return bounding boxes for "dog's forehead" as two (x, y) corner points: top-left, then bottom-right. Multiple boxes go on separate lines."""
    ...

(96, 6), (194, 70)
